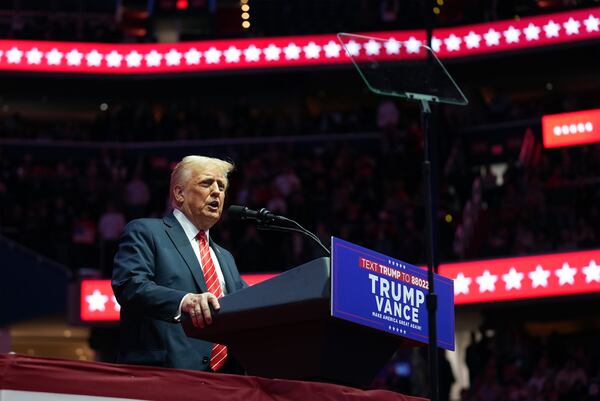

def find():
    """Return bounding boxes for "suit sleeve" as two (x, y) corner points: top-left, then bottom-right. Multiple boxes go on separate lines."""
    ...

(112, 220), (187, 322)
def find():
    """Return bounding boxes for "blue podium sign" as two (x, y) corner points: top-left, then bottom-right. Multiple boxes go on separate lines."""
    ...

(331, 237), (455, 350)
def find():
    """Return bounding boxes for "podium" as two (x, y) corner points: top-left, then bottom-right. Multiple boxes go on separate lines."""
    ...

(184, 257), (408, 387)
(183, 238), (454, 388)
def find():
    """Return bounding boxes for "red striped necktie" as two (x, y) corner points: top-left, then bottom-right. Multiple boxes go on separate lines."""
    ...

(197, 231), (227, 372)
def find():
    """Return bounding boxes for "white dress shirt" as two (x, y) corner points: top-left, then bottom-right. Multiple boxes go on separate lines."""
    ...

(173, 208), (228, 320)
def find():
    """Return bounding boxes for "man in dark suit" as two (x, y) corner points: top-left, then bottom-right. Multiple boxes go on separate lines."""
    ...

(112, 155), (247, 372)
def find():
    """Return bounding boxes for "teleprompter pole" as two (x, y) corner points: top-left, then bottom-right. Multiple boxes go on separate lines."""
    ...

(421, 98), (439, 401)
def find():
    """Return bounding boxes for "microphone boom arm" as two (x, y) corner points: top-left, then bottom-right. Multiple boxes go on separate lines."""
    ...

(228, 205), (330, 256)
(257, 217), (331, 256)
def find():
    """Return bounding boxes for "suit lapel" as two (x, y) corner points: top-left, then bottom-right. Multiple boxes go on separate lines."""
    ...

(210, 238), (236, 295)
(163, 213), (207, 293)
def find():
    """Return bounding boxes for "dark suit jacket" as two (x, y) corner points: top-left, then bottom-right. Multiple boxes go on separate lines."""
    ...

(112, 212), (247, 371)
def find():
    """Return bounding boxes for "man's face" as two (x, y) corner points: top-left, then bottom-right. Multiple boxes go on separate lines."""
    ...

(176, 165), (227, 231)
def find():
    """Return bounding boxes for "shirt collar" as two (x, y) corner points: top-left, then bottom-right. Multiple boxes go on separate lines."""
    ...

(173, 208), (209, 242)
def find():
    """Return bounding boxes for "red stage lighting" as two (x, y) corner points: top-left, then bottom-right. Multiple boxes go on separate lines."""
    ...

(542, 108), (600, 148)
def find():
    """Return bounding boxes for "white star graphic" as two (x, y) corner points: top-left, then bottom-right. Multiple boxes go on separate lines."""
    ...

(184, 48), (201, 65)
(454, 272), (472, 295)
(106, 50), (123, 67)
(484, 29), (501, 46)
(86, 50), (103, 67)
(86, 290), (109, 312)
(45, 48), (63, 65)
(582, 260), (600, 283)
(503, 26), (521, 43)
(529, 265), (551, 288)
(431, 37), (442, 52)
(112, 296), (121, 312)
(145, 50), (162, 67)
(464, 31), (481, 49)
(563, 17), (581, 35)
(343, 40), (361, 56)
(26, 48), (43, 65)
(264, 44), (281, 61)
(125, 50), (142, 67)
(204, 47), (222, 64)
(444, 34), (462, 51)
(544, 20), (561, 38)
(0, 50), (3, 61)
(284, 43), (301, 60)
(404, 36), (421, 53)
(165, 49), (182, 66)
(6, 47), (23, 64)
(584, 14), (600, 32)
(524, 23), (541, 41)
(364, 39), (381, 56)
(555, 262), (577, 286)
(502, 267), (524, 290)
(243, 45), (261, 62)
(303, 42), (321, 59)
(476, 270), (498, 293)
(384, 38), (401, 55)
(65, 49), (83, 66)
(323, 40), (342, 58)
(224, 46), (241, 63)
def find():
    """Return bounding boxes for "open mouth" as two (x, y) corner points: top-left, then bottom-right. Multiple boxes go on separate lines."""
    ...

(207, 200), (220, 210)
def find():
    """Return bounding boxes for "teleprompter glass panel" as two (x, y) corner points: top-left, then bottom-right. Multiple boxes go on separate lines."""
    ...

(337, 33), (468, 105)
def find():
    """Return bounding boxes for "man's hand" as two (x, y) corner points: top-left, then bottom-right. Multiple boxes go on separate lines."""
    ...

(181, 293), (220, 328)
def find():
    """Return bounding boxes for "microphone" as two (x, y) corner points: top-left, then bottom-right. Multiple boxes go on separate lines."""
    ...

(228, 205), (286, 225)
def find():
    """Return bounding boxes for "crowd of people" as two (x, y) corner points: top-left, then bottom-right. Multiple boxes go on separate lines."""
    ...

(460, 141), (600, 260)
(1, 78), (599, 274)
(459, 326), (599, 401)
(370, 321), (600, 401)
(2, 122), (600, 279)
(0, 129), (442, 276)
(0, 99), (376, 142)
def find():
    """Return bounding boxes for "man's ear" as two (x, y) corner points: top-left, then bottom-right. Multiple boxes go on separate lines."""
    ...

(173, 185), (185, 204)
